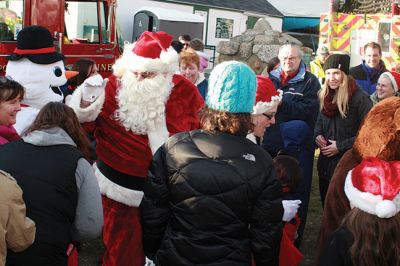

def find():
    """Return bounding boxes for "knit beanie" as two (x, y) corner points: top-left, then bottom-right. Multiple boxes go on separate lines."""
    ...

(206, 61), (256, 113)
(380, 71), (400, 92)
(323, 54), (350, 75)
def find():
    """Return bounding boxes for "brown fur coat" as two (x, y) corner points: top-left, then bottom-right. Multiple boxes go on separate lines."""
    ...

(316, 97), (400, 263)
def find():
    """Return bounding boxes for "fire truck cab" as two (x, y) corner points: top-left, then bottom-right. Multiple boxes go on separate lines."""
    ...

(0, 0), (121, 77)
(319, 2), (400, 69)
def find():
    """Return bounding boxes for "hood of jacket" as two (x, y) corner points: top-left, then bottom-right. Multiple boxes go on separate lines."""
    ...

(22, 127), (76, 147)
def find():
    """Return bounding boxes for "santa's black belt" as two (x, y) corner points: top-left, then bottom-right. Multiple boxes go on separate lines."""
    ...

(96, 159), (145, 191)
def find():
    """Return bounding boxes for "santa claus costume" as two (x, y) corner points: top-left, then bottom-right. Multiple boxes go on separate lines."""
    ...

(68, 31), (204, 266)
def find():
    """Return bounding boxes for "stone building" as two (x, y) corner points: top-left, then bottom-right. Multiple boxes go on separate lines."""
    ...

(216, 18), (313, 74)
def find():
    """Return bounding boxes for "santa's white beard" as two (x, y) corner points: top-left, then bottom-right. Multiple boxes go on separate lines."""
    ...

(115, 72), (173, 134)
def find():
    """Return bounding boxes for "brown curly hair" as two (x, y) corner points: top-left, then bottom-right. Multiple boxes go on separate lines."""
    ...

(199, 105), (253, 136)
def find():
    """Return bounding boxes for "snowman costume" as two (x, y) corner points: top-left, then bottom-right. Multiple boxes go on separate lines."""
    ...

(6, 25), (76, 134)
(68, 31), (204, 266)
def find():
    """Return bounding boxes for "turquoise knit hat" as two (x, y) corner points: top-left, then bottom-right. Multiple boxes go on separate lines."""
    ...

(206, 61), (257, 113)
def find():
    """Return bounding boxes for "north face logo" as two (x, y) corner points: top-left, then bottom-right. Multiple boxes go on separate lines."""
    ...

(243, 153), (256, 161)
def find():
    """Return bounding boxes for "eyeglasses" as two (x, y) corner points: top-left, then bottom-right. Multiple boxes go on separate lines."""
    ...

(262, 113), (275, 120)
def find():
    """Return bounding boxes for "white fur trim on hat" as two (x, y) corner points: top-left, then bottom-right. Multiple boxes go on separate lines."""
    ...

(113, 43), (178, 75)
(253, 89), (283, 115)
(344, 170), (400, 218)
(94, 163), (144, 207)
(67, 84), (105, 123)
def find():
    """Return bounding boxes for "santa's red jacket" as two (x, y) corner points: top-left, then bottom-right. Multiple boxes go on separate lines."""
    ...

(68, 74), (204, 206)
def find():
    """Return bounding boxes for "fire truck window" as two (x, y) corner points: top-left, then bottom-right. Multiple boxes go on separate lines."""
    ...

(100, 2), (108, 43)
(378, 22), (391, 53)
(65, 1), (108, 44)
(0, 0), (23, 41)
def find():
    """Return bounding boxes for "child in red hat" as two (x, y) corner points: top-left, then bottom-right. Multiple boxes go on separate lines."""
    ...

(320, 157), (400, 266)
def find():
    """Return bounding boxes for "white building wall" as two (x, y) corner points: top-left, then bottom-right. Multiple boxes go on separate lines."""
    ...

(207, 9), (246, 46)
(117, 0), (193, 42)
(117, 0), (283, 46)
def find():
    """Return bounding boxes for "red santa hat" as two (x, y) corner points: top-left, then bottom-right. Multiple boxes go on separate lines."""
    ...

(344, 157), (400, 218)
(115, 31), (178, 74)
(253, 75), (282, 115)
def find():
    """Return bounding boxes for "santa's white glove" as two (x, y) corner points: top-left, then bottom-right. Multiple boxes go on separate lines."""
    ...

(81, 74), (107, 103)
(282, 200), (301, 222)
(144, 257), (155, 266)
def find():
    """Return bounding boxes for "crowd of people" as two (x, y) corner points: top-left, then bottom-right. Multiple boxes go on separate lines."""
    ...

(0, 25), (399, 266)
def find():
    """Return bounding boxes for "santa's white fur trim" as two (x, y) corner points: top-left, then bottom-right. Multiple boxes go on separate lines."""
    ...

(68, 85), (105, 123)
(147, 119), (169, 155)
(344, 170), (400, 218)
(94, 163), (144, 207)
(160, 46), (179, 74)
(253, 89), (283, 114)
(113, 43), (178, 76)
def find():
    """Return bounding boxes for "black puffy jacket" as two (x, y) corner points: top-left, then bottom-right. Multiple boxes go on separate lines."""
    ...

(141, 130), (283, 266)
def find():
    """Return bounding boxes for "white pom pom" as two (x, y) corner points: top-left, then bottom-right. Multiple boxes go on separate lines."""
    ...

(375, 200), (397, 218)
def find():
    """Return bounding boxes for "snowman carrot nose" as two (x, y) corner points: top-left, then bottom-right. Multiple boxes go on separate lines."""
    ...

(65, 70), (79, 79)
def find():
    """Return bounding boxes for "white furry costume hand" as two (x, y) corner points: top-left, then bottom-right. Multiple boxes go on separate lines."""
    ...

(81, 74), (107, 103)
(282, 200), (301, 222)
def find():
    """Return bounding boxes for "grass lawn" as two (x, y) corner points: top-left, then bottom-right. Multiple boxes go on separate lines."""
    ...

(299, 154), (322, 266)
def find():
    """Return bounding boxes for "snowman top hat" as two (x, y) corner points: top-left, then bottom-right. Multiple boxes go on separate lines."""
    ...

(8, 25), (64, 64)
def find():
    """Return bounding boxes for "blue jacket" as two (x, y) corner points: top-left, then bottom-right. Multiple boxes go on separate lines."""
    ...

(262, 62), (320, 154)
(349, 60), (387, 95)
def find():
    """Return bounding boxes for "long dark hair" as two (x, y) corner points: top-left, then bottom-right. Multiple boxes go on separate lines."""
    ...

(199, 105), (253, 136)
(344, 208), (400, 266)
(24, 102), (91, 160)
(67, 58), (96, 88)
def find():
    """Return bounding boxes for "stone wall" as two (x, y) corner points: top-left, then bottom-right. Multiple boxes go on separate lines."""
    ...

(216, 18), (313, 74)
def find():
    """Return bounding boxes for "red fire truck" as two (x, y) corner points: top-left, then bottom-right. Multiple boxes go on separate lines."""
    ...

(0, 0), (121, 77)
(319, 0), (400, 69)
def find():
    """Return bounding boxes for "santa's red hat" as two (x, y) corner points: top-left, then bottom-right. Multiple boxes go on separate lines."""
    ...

(115, 31), (178, 74)
(253, 75), (282, 115)
(344, 157), (400, 218)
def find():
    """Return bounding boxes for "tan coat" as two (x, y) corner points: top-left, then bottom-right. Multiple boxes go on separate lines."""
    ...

(0, 170), (35, 266)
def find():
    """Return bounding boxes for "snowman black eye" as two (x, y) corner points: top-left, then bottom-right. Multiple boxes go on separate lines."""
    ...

(53, 66), (62, 77)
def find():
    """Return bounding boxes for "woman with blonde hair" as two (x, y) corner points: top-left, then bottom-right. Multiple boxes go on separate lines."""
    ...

(314, 54), (372, 206)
